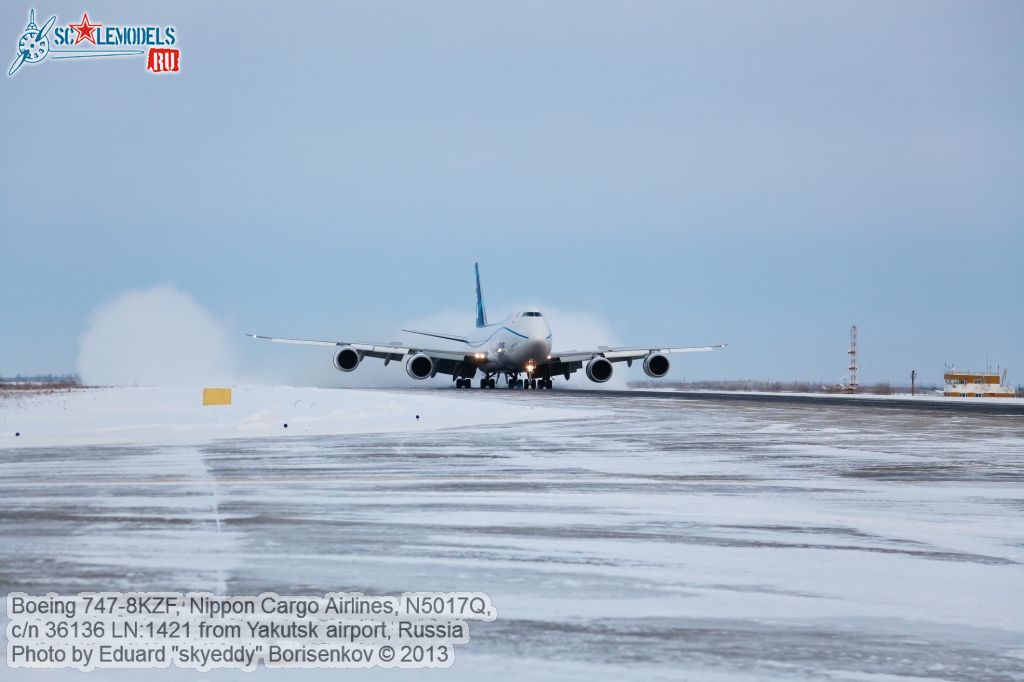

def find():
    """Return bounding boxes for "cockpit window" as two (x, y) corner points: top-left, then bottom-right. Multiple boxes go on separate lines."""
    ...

(522, 312), (543, 317)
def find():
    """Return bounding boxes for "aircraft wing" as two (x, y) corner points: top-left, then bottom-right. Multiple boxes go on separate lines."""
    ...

(245, 333), (483, 375)
(540, 343), (726, 379)
(548, 344), (727, 364)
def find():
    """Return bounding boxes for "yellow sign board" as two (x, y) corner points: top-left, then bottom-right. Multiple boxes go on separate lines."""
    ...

(202, 387), (232, 406)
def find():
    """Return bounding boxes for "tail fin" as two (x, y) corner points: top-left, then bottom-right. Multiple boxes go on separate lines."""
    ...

(474, 262), (488, 328)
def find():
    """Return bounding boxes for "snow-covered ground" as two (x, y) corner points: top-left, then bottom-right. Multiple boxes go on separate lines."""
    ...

(1, 389), (1022, 680)
(0, 386), (588, 449)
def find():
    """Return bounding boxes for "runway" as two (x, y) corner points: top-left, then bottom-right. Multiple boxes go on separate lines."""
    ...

(578, 388), (1024, 416)
(2, 390), (1023, 680)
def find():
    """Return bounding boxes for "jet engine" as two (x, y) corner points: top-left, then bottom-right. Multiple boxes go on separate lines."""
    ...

(333, 346), (362, 372)
(406, 353), (434, 380)
(642, 352), (670, 378)
(585, 356), (614, 383)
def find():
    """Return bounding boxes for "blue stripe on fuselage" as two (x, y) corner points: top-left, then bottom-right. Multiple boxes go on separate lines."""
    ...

(466, 326), (529, 348)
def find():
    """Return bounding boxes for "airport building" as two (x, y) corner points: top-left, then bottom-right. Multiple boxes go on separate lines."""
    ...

(943, 369), (1015, 398)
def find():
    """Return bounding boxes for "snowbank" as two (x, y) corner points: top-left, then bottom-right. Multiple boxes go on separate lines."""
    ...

(0, 386), (586, 449)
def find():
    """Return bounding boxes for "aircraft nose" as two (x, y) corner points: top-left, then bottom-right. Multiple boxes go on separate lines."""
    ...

(524, 333), (549, 362)
(534, 323), (552, 353)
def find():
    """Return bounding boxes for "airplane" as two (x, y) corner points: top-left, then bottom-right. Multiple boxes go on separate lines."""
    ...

(247, 263), (726, 389)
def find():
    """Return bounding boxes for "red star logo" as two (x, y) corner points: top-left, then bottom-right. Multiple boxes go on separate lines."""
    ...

(69, 12), (102, 45)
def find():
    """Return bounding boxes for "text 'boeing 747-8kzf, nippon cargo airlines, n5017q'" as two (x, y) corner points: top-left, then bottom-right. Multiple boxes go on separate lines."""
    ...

(247, 264), (727, 389)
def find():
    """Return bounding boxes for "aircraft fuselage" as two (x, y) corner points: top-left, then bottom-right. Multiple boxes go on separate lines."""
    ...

(467, 306), (552, 373)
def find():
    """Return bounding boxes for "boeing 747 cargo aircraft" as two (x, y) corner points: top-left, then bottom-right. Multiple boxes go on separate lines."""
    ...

(248, 264), (726, 389)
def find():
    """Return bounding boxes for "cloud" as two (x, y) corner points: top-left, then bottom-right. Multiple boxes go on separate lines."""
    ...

(77, 285), (237, 386)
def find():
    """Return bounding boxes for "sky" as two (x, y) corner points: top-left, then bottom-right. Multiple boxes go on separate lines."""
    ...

(2, 1), (1022, 387)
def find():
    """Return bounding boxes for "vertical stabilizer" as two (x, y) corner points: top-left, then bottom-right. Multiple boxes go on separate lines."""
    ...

(474, 262), (487, 328)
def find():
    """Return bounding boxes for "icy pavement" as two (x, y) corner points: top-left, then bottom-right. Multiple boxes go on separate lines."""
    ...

(0, 386), (587, 448)
(1, 390), (1023, 680)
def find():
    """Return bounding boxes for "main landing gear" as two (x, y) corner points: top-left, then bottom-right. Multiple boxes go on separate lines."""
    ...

(455, 376), (497, 389)
(458, 372), (553, 389)
(504, 373), (553, 389)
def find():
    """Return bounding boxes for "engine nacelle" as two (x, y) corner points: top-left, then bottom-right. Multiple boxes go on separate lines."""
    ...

(643, 352), (670, 378)
(406, 353), (434, 380)
(333, 346), (362, 372)
(585, 356), (614, 383)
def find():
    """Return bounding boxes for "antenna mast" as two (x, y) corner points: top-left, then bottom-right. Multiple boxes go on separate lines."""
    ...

(847, 324), (859, 393)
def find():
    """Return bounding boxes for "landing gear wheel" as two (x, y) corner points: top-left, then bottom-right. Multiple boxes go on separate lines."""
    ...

(530, 379), (537, 389)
